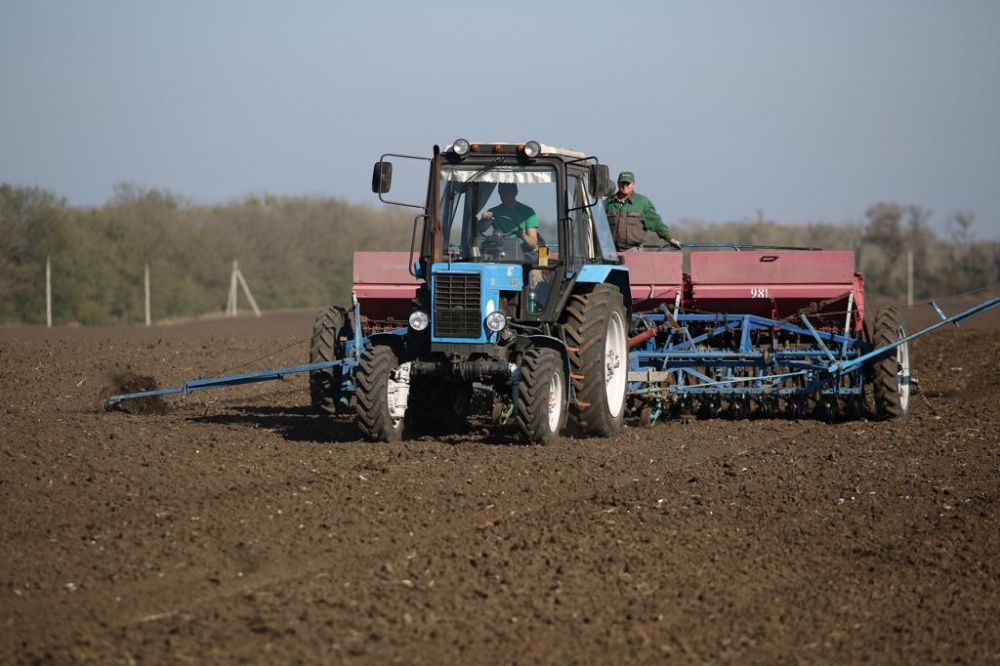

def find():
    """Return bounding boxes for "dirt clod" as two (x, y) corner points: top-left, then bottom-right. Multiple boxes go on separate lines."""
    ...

(103, 371), (170, 414)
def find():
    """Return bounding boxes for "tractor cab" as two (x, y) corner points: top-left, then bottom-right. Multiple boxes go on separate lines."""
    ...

(374, 140), (618, 269)
(436, 147), (619, 268)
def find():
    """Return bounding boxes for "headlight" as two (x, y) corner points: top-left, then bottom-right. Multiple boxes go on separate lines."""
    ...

(523, 141), (541, 158)
(452, 138), (470, 156)
(485, 311), (507, 332)
(409, 310), (429, 331)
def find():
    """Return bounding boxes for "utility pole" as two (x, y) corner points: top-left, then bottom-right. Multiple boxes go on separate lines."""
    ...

(907, 250), (913, 307)
(225, 260), (261, 317)
(46, 256), (52, 328)
(145, 262), (151, 326)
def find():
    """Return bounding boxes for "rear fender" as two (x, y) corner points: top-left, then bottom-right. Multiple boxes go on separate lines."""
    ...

(574, 265), (632, 313)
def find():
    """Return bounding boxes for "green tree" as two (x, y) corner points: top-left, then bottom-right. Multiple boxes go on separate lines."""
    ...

(0, 185), (68, 323)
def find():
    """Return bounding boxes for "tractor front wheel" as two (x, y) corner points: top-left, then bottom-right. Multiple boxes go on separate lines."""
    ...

(870, 307), (911, 419)
(355, 345), (408, 442)
(515, 347), (567, 445)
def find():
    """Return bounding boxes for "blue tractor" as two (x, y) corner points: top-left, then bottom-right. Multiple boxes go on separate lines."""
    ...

(360, 139), (632, 444)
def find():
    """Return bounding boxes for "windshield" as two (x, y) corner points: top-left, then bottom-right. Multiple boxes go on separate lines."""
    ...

(440, 163), (559, 263)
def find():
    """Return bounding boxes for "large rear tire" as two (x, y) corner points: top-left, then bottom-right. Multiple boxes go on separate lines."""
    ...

(515, 347), (567, 445)
(355, 346), (407, 442)
(562, 285), (628, 437)
(309, 307), (347, 415)
(870, 307), (911, 419)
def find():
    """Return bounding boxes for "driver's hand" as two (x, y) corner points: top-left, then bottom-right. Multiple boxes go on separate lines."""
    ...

(481, 211), (494, 220)
(669, 239), (683, 250)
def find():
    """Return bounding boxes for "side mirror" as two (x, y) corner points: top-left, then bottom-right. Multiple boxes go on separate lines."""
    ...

(372, 161), (393, 194)
(589, 164), (615, 198)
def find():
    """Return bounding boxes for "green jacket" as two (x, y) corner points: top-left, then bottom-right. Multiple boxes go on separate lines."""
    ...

(604, 192), (670, 249)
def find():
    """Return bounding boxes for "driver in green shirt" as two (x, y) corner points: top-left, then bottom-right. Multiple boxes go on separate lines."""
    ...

(478, 183), (539, 251)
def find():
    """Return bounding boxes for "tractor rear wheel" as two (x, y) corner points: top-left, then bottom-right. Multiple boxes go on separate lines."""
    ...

(309, 307), (348, 415)
(515, 347), (567, 445)
(562, 285), (628, 437)
(870, 307), (911, 419)
(355, 345), (407, 442)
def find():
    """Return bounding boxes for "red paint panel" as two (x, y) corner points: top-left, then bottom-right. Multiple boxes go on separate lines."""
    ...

(688, 250), (860, 323)
(621, 252), (684, 310)
(353, 251), (419, 320)
(353, 251), (417, 286)
(692, 284), (854, 300)
(690, 250), (855, 285)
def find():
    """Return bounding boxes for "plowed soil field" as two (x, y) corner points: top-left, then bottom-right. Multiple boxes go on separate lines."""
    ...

(2, 301), (999, 664)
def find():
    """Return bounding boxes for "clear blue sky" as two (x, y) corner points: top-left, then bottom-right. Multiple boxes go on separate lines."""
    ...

(3, 1), (999, 240)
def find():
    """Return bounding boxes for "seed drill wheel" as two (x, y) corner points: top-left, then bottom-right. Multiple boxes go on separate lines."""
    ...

(639, 405), (655, 427)
(515, 347), (567, 445)
(309, 306), (348, 414)
(355, 345), (406, 442)
(561, 285), (628, 437)
(868, 307), (911, 419)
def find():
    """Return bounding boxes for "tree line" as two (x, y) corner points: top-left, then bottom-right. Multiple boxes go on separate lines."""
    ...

(0, 183), (415, 325)
(1, 183), (997, 326)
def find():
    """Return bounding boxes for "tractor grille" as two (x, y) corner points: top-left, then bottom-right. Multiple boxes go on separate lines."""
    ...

(434, 273), (482, 339)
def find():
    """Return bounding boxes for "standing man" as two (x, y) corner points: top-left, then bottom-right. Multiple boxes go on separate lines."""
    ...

(604, 171), (681, 251)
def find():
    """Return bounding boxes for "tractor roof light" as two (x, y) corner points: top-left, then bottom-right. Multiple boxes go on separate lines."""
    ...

(452, 139), (470, 156)
(522, 141), (541, 158)
(409, 310), (429, 332)
(485, 310), (507, 333)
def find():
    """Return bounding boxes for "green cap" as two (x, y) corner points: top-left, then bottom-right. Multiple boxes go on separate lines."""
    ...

(617, 171), (635, 184)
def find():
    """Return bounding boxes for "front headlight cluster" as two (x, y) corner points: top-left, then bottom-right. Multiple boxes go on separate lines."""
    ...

(408, 310), (429, 332)
(409, 309), (507, 334)
(485, 311), (507, 332)
(522, 141), (541, 158)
